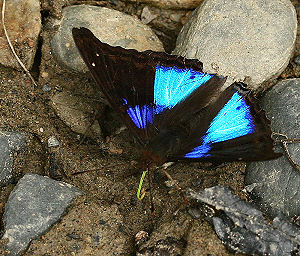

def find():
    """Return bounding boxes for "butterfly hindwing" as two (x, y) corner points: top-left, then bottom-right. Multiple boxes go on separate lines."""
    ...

(170, 83), (281, 161)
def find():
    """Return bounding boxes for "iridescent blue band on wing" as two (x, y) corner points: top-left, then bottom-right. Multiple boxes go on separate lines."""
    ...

(154, 65), (213, 113)
(123, 99), (154, 129)
(185, 91), (256, 158)
(122, 65), (214, 129)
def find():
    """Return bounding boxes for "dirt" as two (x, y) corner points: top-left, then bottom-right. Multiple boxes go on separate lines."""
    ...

(1, 0), (300, 255)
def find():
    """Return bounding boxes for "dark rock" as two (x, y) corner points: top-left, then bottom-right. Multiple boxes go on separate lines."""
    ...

(245, 79), (300, 217)
(293, 55), (300, 65)
(1, 174), (82, 255)
(0, 131), (26, 187)
(187, 186), (300, 256)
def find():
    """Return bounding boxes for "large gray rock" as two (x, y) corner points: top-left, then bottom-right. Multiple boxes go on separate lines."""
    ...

(0, 131), (26, 187)
(245, 79), (300, 217)
(1, 174), (82, 256)
(51, 5), (164, 72)
(174, 0), (297, 89)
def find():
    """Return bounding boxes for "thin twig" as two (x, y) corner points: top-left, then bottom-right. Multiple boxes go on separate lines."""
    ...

(272, 132), (300, 172)
(282, 141), (300, 172)
(2, 0), (38, 87)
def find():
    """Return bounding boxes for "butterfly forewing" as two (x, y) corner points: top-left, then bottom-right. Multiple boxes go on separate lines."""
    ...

(72, 28), (225, 144)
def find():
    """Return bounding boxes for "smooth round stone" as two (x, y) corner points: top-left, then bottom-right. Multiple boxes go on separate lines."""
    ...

(174, 0), (297, 89)
(120, 0), (203, 9)
(245, 79), (300, 218)
(51, 5), (164, 72)
(42, 83), (52, 92)
(0, 0), (41, 70)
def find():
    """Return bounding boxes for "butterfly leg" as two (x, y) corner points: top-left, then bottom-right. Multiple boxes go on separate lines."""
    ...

(162, 167), (190, 208)
(147, 169), (155, 214)
(76, 109), (102, 148)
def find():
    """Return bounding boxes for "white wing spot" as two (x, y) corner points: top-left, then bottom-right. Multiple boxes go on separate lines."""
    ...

(91, 62), (96, 67)
(96, 53), (99, 57)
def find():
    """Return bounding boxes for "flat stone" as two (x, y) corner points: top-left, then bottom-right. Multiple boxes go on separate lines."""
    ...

(51, 91), (102, 138)
(120, 0), (204, 9)
(0, 0), (41, 70)
(245, 79), (300, 217)
(51, 5), (164, 72)
(1, 174), (82, 256)
(174, 0), (297, 89)
(0, 130), (26, 187)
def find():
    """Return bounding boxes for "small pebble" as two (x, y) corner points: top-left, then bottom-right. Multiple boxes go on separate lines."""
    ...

(48, 135), (60, 147)
(169, 13), (184, 22)
(135, 230), (149, 247)
(41, 72), (49, 78)
(141, 6), (158, 24)
(42, 84), (52, 92)
(293, 55), (300, 65)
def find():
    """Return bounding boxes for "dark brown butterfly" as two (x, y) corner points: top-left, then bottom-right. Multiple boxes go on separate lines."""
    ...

(72, 27), (281, 168)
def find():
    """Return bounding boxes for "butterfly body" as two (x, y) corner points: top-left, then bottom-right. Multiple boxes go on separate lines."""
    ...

(72, 27), (281, 165)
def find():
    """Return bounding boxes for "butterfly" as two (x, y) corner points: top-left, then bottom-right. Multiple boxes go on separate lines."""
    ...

(72, 27), (281, 168)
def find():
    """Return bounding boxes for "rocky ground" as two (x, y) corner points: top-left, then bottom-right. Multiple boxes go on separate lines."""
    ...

(0, 0), (300, 255)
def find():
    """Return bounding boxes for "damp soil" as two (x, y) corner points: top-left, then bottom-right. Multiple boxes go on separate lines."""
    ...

(1, 0), (300, 255)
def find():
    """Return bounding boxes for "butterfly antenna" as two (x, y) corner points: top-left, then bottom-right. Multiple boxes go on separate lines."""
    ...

(137, 169), (148, 200)
(71, 163), (126, 176)
(272, 132), (300, 172)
